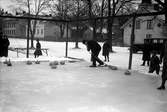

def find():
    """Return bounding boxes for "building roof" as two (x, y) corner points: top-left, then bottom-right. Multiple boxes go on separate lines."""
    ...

(121, 3), (165, 29)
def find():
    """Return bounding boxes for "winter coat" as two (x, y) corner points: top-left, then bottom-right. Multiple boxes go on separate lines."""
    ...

(160, 42), (167, 80)
(142, 43), (151, 61)
(102, 42), (110, 56)
(149, 55), (160, 69)
(86, 40), (101, 55)
(34, 42), (42, 56)
(0, 36), (3, 57)
(2, 38), (10, 57)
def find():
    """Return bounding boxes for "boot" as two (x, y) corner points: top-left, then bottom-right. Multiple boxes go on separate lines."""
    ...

(157, 86), (165, 90)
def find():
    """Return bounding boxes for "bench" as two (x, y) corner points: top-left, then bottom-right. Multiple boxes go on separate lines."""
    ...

(13, 48), (49, 57)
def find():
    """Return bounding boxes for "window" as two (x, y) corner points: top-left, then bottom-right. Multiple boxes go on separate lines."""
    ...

(146, 34), (152, 39)
(37, 29), (39, 34)
(135, 20), (140, 29)
(41, 29), (43, 35)
(147, 20), (153, 29)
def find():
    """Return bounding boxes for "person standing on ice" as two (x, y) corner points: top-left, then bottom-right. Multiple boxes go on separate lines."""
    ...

(34, 39), (42, 58)
(158, 41), (167, 90)
(82, 40), (104, 67)
(102, 39), (110, 62)
(0, 32), (3, 57)
(2, 35), (10, 58)
(148, 51), (160, 75)
(141, 40), (151, 66)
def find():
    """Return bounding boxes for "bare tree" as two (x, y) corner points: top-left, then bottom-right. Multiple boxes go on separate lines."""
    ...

(11, 0), (52, 48)
(49, 0), (71, 40)
(154, 0), (167, 23)
(107, 0), (138, 52)
(68, 0), (87, 48)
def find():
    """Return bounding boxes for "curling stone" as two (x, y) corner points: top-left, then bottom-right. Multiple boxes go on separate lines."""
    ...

(124, 70), (131, 75)
(108, 65), (118, 70)
(35, 60), (40, 64)
(60, 60), (65, 65)
(49, 60), (59, 66)
(7, 60), (12, 66)
(26, 60), (32, 65)
(53, 61), (59, 65)
(51, 64), (57, 69)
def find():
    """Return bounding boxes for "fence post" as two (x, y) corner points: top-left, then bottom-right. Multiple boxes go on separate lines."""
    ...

(128, 15), (136, 70)
(65, 22), (69, 57)
(26, 17), (30, 58)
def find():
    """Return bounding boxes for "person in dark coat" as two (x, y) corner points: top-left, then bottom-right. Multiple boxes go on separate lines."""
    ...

(0, 32), (3, 57)
(141, 41), (151, 66)
(102, 40), (110, 62)
(2, 35), (10, 57)
(158, 41), (167, 90)
(82, 40), (104, 67)
(148, 51), (160, 75)
(34, 39), (42, 58)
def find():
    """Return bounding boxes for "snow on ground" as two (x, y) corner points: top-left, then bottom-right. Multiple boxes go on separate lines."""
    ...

(2, 38), (160, 76)
(0, 60), (167, 112)
(0, 38), (167, 112)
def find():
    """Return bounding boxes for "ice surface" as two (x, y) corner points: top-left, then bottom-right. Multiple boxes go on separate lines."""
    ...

(0, 61), (167, 112)
(0, 38), (167, 112)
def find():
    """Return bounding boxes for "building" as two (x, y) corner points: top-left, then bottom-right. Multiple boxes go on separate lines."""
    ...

(121, 0), (166, 46)
(29, 20), (45, 39)
(3, 18), (26, 38)
(44, 22), (71, 41)
(3, 17), (71, 41)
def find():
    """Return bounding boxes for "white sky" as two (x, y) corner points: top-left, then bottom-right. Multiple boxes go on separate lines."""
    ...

(0, 0), (13, 10)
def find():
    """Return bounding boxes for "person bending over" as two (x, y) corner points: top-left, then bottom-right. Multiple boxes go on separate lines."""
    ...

(82, 40), (104, 67)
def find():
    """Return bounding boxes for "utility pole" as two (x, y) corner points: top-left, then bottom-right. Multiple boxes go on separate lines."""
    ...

(107, 0), (113, 52)
(0, 9), (4, 33)
(65, 22), (69, 57)
(128, 15), (136, 70)
(26, 0), (30, 58)
(165, 0), (167, 24)
(26, 16), (30, 58)
(75, 0), (80, 48)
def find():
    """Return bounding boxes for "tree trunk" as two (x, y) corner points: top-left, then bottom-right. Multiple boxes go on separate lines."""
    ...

(75, 42), (79, 48)
(87, 0), (96, 41)
(60, 24), (65, 39)
(74, 0), (80, 49)
(165, 0), (167, 24)
(100, 0), (105, 39)
(107, 0), (113, 52)
(75, 25), (79, 48)
(93, 20), (97, 41)
(108, 18), (114, 52)
(30, 20), (37, 48)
